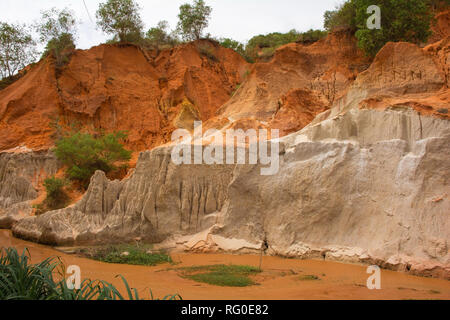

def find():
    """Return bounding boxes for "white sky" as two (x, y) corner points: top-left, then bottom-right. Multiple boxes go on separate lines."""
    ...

(2, 0), (343, 49)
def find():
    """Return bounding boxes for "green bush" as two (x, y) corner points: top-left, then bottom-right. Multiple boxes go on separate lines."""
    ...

(0, 73), (25, 91)
(0, 22), (37, 80)
(96, 0), (144, 43)
(145, 20), (179, 51)
(42, 33), (75, 67)
(43, 176), (68, 210)
(105, 30), (146, 46)
(354, 0), (433, 57)
(243, 29), (326, 62)
(297, 29), (328, 43)
(219, 38), (251, 61)
(0, 247), (181, 300)
(84, 244), (172, 266)
(219, 38), (244, 53)
(323, 0), (434, 57)
(323, 1), (358, 31)
(54, 131), (131, 187)
(176, 0), (212, 41)
(177, 264), (261, 287)
(245, 29), (300, 61)
(36, 8), (77, 68)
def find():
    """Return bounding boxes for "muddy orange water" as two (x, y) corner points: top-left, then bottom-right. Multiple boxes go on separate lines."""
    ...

(1, 230), (449, 300)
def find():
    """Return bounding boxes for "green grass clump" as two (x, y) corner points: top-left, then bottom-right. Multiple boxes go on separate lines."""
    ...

(54, 130), (131, 188)
(0, 247), (180, 300)
(298, 274), (320, 281)
(85, 244), (172, 266)
(178, 264), (261, 287)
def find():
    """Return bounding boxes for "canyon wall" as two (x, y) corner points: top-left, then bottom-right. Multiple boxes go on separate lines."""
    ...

(0, 151), (58, 228)
(1, 33), (449, 278)
(11, 107), (450, 278)
(0, 41), (249, 151)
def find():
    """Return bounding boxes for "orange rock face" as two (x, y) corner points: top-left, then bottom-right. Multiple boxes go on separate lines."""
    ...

(1, 24), (448, 153)
(0, 40), (249, 152)
(0, 61), (60, 151)
(213, 30), (370, 134)
(349, 40), (450, 120)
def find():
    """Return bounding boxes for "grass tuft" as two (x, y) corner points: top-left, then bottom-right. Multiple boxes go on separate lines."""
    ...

(176, 264), (261, 287)
(79, 244), (172, 267)
(0, 247), (180, 300)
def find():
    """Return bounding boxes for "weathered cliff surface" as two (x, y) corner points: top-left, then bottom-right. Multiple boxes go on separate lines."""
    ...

(0, 151), (58, 228)
(0, 40), (249, 151)
(325, 40), (449, 122)
(13, 149), (233, 245)
(12, 107), (450, 278)
(2, 32), (450, 279)
(207, 31), (370, 136)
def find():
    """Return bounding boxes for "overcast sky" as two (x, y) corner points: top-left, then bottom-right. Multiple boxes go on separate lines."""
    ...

(2, 0), (343, 49)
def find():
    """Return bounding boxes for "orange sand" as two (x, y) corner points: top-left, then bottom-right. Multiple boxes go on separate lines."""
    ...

(0, 230), (448, 300)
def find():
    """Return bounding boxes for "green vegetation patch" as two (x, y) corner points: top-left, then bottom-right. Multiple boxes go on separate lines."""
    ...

(81, 244), (172, 266)
(177, 264), (261, 287)
(323, 0), (434, 57)
(54, 130), (131, 188)
(33, 176), (69, 215)
(0, 247), (180, 300)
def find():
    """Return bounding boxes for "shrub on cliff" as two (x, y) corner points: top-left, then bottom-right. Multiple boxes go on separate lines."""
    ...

(41, 33), (75, 67)
(324, 1), (358, 31)
(219, 38), (253, 62)
(323, 0), (434, 57)
(219, 38), (245, 54)
(43, 176), (68, 210)
(54, 131), (131, 187)
(176, 0), (212, 41)
(243, 30), (297, 62)
(96, 0), (144, 43)
(220, 29), (326, 63)
(36, 8), (77, 67)
(146, 21), (179, 47)
(0, 22), (37, 80)
(297, 29), (328, 43)
(354, 0), (433, 57)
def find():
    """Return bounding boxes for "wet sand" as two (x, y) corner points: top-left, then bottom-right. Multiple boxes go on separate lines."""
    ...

(1, 229), (449, 300)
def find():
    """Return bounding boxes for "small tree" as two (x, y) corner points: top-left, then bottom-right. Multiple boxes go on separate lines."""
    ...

(0, 22), (36, 79)
(220, 38), (245, 54)
(146, 21), (178, 50)
(177, 0), (212, 41)
(354, 0), (433, 57)
(36, 8), (77, 66)
(43, 176), (68, 210)
(36, 8), (77, 43)
(323, 0), (434, 57)
(244, 30), (301, 62)
(323, 1), (357, 32)
(54, 131), (131, 187)
(96, 0), (144, 43)
(298, 29), (328, 43)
